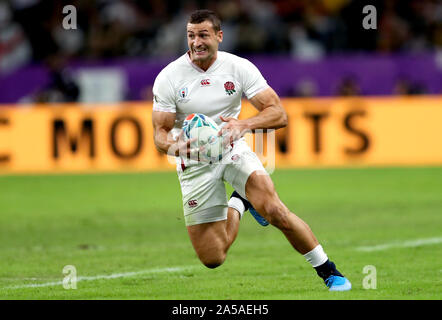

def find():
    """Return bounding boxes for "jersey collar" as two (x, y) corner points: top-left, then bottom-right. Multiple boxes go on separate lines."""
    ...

(185, 51), (223, 73)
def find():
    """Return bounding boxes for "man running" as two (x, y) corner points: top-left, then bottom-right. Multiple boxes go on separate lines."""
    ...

(152, 9), (351, 291)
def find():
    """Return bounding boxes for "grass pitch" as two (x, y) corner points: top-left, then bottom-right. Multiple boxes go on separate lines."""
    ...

(0, 167), (441, 299)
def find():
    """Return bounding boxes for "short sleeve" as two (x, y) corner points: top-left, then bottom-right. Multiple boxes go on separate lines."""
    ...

(240, 59), (269, 99)
(152, 72), (176, 113)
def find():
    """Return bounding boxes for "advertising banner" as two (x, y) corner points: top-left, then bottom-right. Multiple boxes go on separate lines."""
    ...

(0, 96), (441, 174)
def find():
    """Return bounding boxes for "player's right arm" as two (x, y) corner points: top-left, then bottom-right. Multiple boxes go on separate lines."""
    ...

(152, 110), (177, 155)
(152, 69), (199, 158)
(152, 111), (194, 157)
(151, 70), (184, 157)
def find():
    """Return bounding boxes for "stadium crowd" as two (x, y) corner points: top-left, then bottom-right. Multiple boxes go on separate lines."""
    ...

(1, 0), (441, 65)
(0, 0), (439, 102)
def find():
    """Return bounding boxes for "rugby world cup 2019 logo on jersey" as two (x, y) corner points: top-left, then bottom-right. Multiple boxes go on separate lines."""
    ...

(180, 87), (188, 98)
(178, 87), (190, 103)
(224, 81), (236, 95)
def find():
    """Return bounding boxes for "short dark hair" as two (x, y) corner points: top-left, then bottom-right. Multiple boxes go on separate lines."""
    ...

(188, 10), (221, 32)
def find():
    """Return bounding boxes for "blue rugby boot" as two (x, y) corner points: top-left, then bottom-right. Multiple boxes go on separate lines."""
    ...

(325, 275), (352, 291)
(315, 260), (352, 291)
(230, 191), (269, 226)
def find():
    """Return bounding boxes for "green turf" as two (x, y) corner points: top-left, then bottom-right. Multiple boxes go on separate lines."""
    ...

(0, 167), (441, 299)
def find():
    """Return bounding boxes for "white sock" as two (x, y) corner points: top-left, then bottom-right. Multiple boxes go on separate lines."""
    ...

(228, 197), (246, 219)
(303, 244), (328, 268)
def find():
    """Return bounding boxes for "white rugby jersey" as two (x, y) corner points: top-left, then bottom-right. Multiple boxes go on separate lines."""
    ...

(152, 51), (269, 140)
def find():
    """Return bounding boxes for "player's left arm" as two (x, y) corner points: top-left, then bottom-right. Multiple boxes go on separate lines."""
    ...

(220, 87), (288, 140)
(244, 87), (288, 130)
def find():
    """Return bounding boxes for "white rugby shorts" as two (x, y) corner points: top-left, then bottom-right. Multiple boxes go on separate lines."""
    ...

(177, 139), (267, 226)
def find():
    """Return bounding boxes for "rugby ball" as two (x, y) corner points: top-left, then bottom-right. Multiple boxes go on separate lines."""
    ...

(182, 113), (223, 162)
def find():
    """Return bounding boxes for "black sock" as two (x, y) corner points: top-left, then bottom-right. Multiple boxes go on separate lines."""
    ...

(231, 191), (250, 211)
(314, 260), (343, 281)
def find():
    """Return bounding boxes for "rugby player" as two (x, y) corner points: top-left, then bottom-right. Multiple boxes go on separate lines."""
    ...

(152, 9), (351, 291)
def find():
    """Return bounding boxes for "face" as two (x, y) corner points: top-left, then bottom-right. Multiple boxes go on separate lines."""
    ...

(187, 20), (223, 68)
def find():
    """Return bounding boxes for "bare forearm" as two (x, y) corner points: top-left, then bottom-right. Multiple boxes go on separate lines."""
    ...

(242, 105), (288, 131)
(154, 129), (177, 156)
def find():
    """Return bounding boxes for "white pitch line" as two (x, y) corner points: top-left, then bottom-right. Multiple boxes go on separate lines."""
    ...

(4, 265), (198, 290)
(355, 237), (442, 252)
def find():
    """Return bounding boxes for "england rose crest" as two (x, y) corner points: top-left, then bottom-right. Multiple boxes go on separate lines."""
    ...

(224, 81), (236, 95)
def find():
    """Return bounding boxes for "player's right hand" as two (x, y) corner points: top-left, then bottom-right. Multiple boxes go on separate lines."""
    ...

(174, 129), (203, 161)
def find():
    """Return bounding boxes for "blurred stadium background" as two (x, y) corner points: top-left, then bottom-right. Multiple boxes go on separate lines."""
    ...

(1, 0), (441, 103)
(0, 0), (441, 299)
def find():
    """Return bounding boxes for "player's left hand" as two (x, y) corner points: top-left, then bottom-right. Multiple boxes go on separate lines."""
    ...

(219, 116), (250, 147)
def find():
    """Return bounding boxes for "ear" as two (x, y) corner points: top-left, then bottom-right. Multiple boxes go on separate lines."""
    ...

(217, 30), (223, 43)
